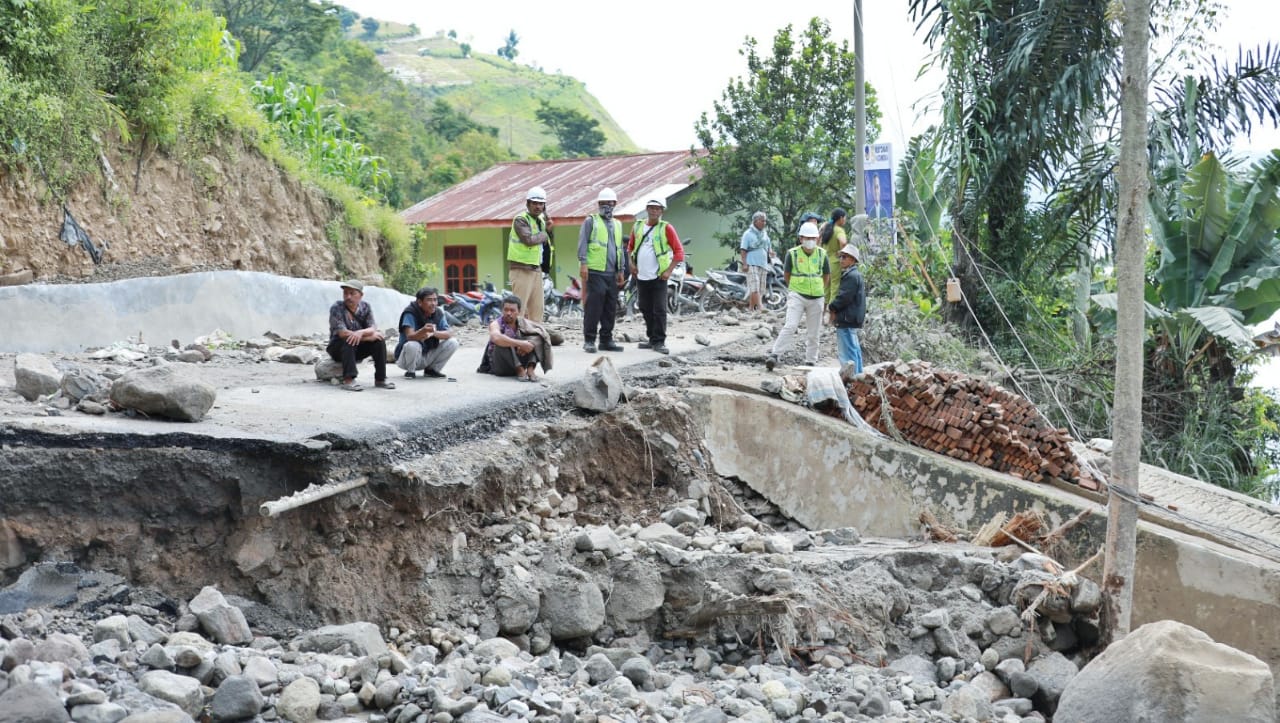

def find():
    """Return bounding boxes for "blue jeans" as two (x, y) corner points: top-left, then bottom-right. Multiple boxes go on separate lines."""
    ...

(836, 327), (863, 373)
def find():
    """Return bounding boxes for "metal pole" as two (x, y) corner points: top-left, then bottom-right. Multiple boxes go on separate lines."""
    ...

(854, 0), (866, 214)
(259, 476), (369, 517)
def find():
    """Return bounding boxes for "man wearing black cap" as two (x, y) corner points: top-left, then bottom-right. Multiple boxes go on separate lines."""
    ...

(326, 279), (394, 391)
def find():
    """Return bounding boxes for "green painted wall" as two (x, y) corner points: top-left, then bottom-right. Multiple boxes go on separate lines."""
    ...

(663, 190), (742, 271)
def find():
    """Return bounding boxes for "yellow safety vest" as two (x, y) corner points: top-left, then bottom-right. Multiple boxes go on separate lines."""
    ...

(630, 219), (674, 276)
(508, 211), (546, 266)
(585, 214), (624, 272)
(787, 246), (827, 298)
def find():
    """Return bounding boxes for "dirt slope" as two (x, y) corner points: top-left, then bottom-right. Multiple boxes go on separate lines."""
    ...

(0, 137), (384, 283)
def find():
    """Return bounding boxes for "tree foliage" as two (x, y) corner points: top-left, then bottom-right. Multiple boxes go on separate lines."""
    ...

(497, 29), (519, 61)
(692, 17), (882, 244)
(200, 0), (340, 73)
(535, 100), (604, 157)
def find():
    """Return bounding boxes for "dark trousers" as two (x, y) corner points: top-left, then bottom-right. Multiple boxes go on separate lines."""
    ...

(583, 271), (619, 343)
(637, 277), (669, 345)
(327, 337), (387, 381)
(489, 345), (540, 376)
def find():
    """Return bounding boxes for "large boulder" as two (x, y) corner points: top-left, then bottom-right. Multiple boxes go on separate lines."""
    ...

(138, 671), (205, 716)
(110, 365), (216, 422)
(539, 571), (606, 640)
(293, 622), (387, 657)
(14, 354), (61, 401)
(0, 682), (70, 723)
(1056, 619), (1275, 722)
(188, 586), (252, 645)
(210, 675), (263, 722)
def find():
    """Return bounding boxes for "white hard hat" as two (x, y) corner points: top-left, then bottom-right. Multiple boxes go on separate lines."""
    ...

(646, 197), (666, 209)
(798, 221), (820, 238)
(597, 188), (618, 203)
(526, 186), (547, 202)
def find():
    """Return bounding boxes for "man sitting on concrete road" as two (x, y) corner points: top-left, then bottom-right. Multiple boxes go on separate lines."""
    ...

(327, 279), (394, 391)
(395, 286), (459, 379)
(481, 295), (553, 382)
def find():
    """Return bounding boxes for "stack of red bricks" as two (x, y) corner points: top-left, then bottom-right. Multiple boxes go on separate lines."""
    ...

(848, 361), (1101, 491)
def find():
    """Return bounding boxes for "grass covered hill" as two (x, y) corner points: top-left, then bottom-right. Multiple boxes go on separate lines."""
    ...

(352, 28), (638, 159)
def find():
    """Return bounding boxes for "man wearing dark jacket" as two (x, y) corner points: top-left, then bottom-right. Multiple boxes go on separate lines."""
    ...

(828, 244), (866, 372)
(395, 287), (459, 378)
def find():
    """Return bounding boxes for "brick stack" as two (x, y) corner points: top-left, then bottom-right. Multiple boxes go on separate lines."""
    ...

(848, 361), (1101, 491)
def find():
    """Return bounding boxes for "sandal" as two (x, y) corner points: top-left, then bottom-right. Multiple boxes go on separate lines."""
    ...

(340, 381), (364, 392)
(375, 380), (396, 389)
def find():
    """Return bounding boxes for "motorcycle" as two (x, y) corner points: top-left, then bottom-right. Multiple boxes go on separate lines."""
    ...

(666, 259), (704, 315)
(441, 291), (478, 325)
(724, 254), (787, 311)
(697, 268), (750, 313)
(557, 275), (583, 318)
(464, 277), (505, 325)
(542, 273), (562, 321)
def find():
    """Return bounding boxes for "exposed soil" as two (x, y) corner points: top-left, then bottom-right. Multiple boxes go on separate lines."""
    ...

(0, 137), (385, 283)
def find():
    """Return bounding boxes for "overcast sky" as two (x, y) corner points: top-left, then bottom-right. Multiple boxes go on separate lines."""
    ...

(341, 1), (1280, 154)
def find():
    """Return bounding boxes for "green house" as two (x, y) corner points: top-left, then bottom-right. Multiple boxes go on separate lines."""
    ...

(401, 151), (731, 295)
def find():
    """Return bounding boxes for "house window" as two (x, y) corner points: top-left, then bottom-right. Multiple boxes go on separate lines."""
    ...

(444, 245), (477, 295)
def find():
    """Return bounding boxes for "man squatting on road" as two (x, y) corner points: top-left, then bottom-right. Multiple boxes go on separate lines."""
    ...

(395, 286), (459, 379)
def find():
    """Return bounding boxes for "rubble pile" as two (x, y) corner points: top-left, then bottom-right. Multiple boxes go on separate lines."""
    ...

(848, 361), (1101, 490)
(0, 488), (1108, 723)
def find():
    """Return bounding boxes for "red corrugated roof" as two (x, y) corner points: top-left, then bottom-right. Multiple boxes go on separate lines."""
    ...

(401, 150), (704, 229)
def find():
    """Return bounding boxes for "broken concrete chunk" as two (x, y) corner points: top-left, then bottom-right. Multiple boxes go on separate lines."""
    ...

(109, 364), (216, 422)
(574, 526), (623, 557)
(636, 522), (689, 549)
(573, 356), (623, 412)
(539, 572), (605, 641)
(14, 353), (61, 401)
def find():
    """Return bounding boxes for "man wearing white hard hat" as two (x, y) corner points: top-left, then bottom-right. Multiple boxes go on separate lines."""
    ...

(766, 221), (830, 371)
(509, 185), (554, 322)
(577, 187), (628, 353)
(828, 243), (866, 372)
(626, 197), (685, 355)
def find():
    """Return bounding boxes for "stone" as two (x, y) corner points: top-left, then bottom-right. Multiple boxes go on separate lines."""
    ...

(888, 654), (938, 685)
(109, 365), (216, 422)
(293, 622), (387, 657)
(1069, 577), (1103, 614)
(986, 606), (1022, 636)
(1056, 620), (1275, 722)
(14, 354), (61, 402)
(573, 356), (623, 412)
(695, 334), (711, 346)
(980, 647), (1000, 671)
(1026, 651), (1079, 711)
(604, 561), (665, 623)
(242, 655), (277, 687)
(373, 678), (401, 709)
(540, 574), (606, 640)
(473, 637), (520, 660)
(210, 676), (263, 722)
(140, 643), (175, 670)
(0, 269), (34, 286)
(1009, 671), (1039, 698)
(574, 527), (623, 557)
(61, 368), (109, 403)
(93, 616), (131, 647)
(277, 677), (321, 722)
(942, 681), (995, 720)
(920, 609), (949, 629)
(175, 351), (205, 364)
(481, 665), (512, 686)
(660, 506), (704, 527)
(139, 671), (205, 716)
(0, 682), (69, 723)
(969, 670), (1010, 701)
(750, 568), (793, 594)
(635, 522), (688, 548)
(70, 702), (127, 723)
(620, 657), (652, 687)
(584, 653), (617, 684)
(314, 359), (343, 381)
(188, 586), (253, 645)
(278, 348), (318, 364)
(34, 632), (89, 665)
(127, 616), (166, 646)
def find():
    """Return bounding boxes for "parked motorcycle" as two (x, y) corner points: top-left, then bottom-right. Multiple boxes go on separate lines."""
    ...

(666, 259), (704, 315)
(441, 291), (478, 325)
(542, 273), (562, 321)
(558, 275), (583, 318)
(464, 277), (505, 324)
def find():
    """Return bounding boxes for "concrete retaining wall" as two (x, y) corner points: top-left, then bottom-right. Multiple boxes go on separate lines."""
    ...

(0, 272), (412, 353)
(690, 387), (1280, 686)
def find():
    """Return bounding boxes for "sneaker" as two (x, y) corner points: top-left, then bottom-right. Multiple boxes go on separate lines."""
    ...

(637, 341), (652, 349)
(583, 342), (597, 353)
(404, 371), (416, 379)
(652, 344), (670, 355)
(599, 341), (625, 352)
(424, 369), (446, 378)
(765, 354), (777, 371)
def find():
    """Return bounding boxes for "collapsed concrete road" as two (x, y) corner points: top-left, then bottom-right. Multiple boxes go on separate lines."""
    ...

(2, 271), (1279, 720)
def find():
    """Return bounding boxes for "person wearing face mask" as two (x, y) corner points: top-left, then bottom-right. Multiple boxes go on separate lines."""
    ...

(577, 187), (628, 354)
(765, 222), (830, 371)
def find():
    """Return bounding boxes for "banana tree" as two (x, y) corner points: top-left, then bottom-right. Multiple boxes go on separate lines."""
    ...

(1095, 150), (1280, 383)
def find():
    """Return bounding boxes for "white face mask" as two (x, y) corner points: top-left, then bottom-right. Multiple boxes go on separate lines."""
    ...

(801, 238), (817, 251)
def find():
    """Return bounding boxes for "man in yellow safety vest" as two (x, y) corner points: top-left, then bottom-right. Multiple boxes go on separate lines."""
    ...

(577, 188), (628, 353)
(508, 185), (554, 322)
(627, 197), (685, 355)
(766, 221), (831, 371)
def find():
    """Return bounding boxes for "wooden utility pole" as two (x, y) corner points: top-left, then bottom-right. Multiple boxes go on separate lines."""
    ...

(1104, 0), (1151, 639)
(853, 0), (866, 214)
